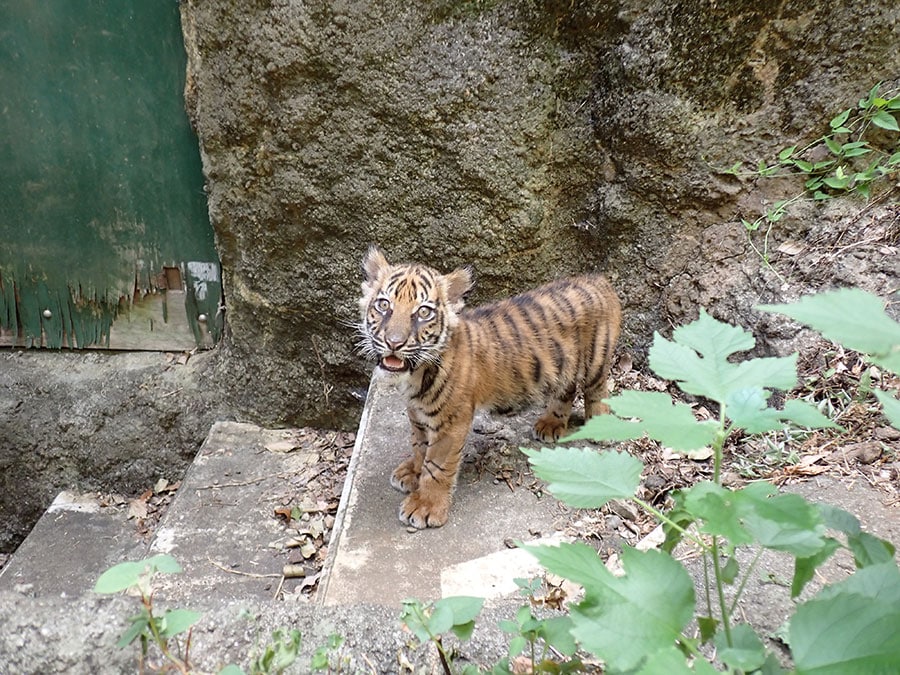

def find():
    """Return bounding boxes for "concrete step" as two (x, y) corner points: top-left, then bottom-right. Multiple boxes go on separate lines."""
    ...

(319, 372), (567, 606)
(0, 490), (146, 598)
(146, 420), (350, 605)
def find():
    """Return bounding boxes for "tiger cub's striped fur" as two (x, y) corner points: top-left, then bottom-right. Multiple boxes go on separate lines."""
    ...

(358, 246), (621, 528)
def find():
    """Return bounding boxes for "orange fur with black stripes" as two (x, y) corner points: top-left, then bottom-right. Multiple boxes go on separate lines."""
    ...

(358, 246), (621, 528)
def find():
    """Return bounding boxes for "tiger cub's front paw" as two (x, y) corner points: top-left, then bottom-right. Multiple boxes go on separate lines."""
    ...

(399, 488), (451, 529)
(533, 414), (567, 443)
(390, 458), (419, 494)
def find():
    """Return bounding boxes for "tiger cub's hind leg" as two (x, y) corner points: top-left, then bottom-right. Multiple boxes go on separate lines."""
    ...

(533, 386), (575, 443)
(583, 326), (618, 420)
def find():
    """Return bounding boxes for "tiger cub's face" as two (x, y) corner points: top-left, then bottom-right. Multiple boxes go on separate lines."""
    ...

(358, 246), (472, 373)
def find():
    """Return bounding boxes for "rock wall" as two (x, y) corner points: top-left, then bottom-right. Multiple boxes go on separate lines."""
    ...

(181, 0), (899, 429)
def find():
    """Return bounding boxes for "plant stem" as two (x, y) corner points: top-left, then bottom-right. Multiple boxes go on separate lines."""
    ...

(632, 497), (709, 551)
(711, 537), (733, 648)
(729, 547), (765, 618)
(434, 636), (453, 675)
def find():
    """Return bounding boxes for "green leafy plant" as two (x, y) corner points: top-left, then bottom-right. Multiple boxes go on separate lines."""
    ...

(493, 578), (579, 673)
(759, 287), (900, 428)
(310, 633), (349, 673)
(94, 554), (204, 674)
(521, 296), (900, 673)
(721, 83), (899, 265)
(95, 555), (302, 675)
(400, 596), (484, 675)
(248, 628), (302, 675)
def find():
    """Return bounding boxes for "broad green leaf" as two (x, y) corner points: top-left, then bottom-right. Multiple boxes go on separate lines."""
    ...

(859, 83), (882, 109)
(698, 616), (718, 643)
(823, 174), (852, 189)
(829, 109), (851, 129)
(116, 613), (150, 648)
(649, 312), (798, 404)
(431, 596), (483, 641)
(94, 561), (148, 594)
(146, 554), (183, 575)
(841, 145), (872, 158)
(427, 602), (454, 636)
(522, 541), (617, 595)
(741, 491), (827, 557)
(726, 389), (839, 433)
(758, 289), (900, 372)
(871, 110), (900, 131)
(451, 620), (477, 642)
(435, 595), (483, 625)
(792, 537), (841, 598)
(572, 548), (695, 672)
(824, 137), (842, 155)
(848, 531), (896, 568)
(218, 665), (246, 675)
(778, 145), (797, 161)
(714, 623), (767, 672)
(721, 556), (739, 584)
(790, 563), (900, 673)
(539, 616), (578, 656)
(400, 599), (432, 643)
(632, 645), (697, 674)
(159, 608), (202, 639)
(780, 399), (842, 429)
(95, 555), (183, 594)
(528, 544), (695, 673)
(875, 389), (900, 428)
(817, 503), (861, 535)
(564, 411), (651, 443)
(681, 481), (764, 546)
(523, 447), (642, 509)
(567, 391), (718, 451)
(507, 635), (527, 660)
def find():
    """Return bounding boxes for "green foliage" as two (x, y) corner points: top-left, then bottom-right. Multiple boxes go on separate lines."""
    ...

(310, 633), (347, 672)
(249, 628), (302, 675)
(759, 288), (900, 420)
(401, 596), (485, 675)
(95, 555), (297, 675)
(521, 300), (900, 673)
(759, 288), (900, 369)
(525, 544), (695, 673)
(497, 587), (578, 673)
(725, 83), (899, 234)
(95, 554), (208, 674)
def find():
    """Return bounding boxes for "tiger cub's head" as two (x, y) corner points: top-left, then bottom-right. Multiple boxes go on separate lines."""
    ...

(358, 246), (472, 373)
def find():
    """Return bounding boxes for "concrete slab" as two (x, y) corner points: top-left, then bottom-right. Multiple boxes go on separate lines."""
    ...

(0, 491), (145, 598)
(319, 372), (566, 607)
(147, 421), (324, 604)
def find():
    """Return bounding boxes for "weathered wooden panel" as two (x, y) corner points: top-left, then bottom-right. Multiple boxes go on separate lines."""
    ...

(0, 2), (221, 350)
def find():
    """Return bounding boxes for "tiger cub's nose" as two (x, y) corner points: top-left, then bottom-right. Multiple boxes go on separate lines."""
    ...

(385, 335), (406, 351)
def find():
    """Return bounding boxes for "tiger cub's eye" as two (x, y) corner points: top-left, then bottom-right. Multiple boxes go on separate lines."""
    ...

(374, 298), (391, 313)
(416, 305), (436, 321)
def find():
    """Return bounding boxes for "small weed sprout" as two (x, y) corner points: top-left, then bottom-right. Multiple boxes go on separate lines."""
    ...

(93, 554), (203, 674)
(400, 596), (484, 675)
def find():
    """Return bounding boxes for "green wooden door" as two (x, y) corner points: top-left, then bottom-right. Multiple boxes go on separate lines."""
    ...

(0, 1), (221, 349)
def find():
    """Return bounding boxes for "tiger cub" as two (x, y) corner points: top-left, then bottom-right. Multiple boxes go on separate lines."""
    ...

(358, 246), (621, 529)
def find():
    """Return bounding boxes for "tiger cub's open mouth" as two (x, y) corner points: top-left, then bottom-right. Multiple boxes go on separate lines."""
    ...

(380, 355), (409, 372)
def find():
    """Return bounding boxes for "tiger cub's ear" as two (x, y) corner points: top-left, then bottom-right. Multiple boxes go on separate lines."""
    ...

(443, 266), (474, 304)
(362, 245), (389, 283)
